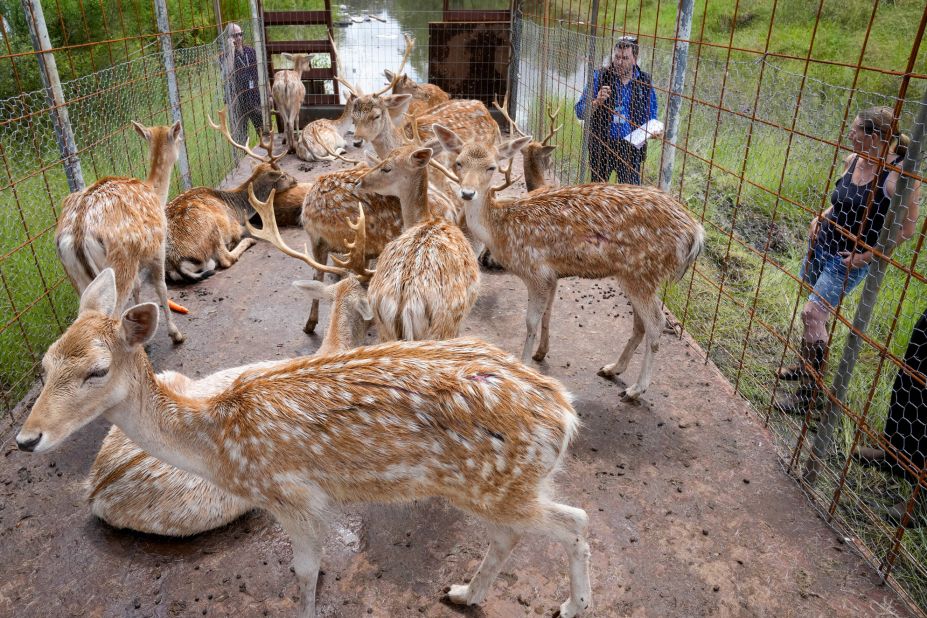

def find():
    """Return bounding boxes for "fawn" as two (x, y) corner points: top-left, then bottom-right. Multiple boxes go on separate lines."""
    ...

(432, 124), (705, 400)
(55, 120), (185, 343)
(18, 263), (591, 617)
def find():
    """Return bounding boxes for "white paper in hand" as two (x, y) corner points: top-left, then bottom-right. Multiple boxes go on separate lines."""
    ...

(624, 119), (664, 149)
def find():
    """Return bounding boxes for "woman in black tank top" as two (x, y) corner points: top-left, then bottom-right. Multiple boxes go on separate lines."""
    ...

(774, 107), (921, 416)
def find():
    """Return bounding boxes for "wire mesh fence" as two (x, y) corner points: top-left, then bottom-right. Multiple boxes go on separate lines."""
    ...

(0, 1), (262, 426)
(513, 0), (927, 612)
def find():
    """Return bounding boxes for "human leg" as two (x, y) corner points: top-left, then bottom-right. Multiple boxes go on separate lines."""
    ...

(614, 140), (643, 185)
(588, 136), (615, 183)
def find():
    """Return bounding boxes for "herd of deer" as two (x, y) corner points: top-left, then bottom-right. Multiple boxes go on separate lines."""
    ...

(15, 35), (704, 618)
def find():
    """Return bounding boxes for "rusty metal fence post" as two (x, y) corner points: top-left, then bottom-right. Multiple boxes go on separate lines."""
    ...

(20, 0), (84, 192)
(803, 87), (927, 485)
(153, 0), (192, 190)
(659, 0), (694, 192)
(578, 0), (600, 182)
(248, 0), (271, 131)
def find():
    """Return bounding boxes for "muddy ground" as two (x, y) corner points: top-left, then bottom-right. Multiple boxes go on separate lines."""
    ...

(0, 147), (913, 617)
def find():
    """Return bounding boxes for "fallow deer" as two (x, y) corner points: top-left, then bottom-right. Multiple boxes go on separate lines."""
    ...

(432, 124), (705, 400)
(87, 275), (373, 536)
(164, 110), (296, 282)
(493, 96), (562, 193)
(18, 265), (591, 618)
(355, 145), (479, 341)
(272, 52), (311, 154)
(383, 69), (449, 119)
(55, 120), (185, 343)
(295, 94), (355, 162)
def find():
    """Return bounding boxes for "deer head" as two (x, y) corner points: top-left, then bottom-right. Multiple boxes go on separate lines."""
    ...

(432, 124), (530, 203)
(208, 108), (286, 168)
(16, 269), (159, 453)
(353, 145), (432, 198)
(347, 35), (414, 147)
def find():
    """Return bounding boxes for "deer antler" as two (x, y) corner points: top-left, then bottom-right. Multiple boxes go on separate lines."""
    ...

(209, 108), (286, 164)
(329, 33), (363, 97)
(311, 124), (365, 165)
(541, 103), (563, 146)
(330, 204), (374, 279)
(372, 33), (414, 97)
(246, 184), (357, 278)
(427, 159), (461, 185)
(490, 159), (519, 194)
(492, 90), (527, 138)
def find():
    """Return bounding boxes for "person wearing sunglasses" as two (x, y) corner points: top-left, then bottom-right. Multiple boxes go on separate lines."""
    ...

(774, 106), (921, 414)
(224, 23), (264, 142)
(574, 35), (658, 184)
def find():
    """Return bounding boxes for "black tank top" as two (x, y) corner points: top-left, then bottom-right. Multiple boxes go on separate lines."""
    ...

(818, 155), (897, 254)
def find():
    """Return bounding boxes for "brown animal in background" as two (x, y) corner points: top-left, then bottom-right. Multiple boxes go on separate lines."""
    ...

(165, 110), (296, 282)
(296, 94), (355, 162)
(17, 264), (591, 618)
(272, 52), (311, 154)
(383, 69), (449, 119)
(356, 145), (479, 341)
(494, 97), (562, 193)
(86, 275), (372, 536)
(433, 124), (705, 400)
(55, 120), (185, 343)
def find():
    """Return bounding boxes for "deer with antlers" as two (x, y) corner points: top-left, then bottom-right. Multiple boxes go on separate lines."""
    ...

(87, 206), (373, 536)
(272, 52), (311, 154)
(383, 69), (450, 120)
(354, 143), (479, 341)
(431, 124), (705, 401)
(55, 120), (185, 343)
(494, 98), (563, 193)
(163, 110), (296, 282)
(338, 35), (497, 160)
(296, 93), (355, 162)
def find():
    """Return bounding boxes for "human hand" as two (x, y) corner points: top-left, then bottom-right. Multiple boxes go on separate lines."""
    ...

(809, 217), (819, 241)
(838, 251), (867, 269)
(594, 86), (611, 106)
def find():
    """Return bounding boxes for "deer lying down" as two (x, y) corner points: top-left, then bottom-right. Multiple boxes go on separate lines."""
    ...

(433, 124), (705, 401)
(166, 111), (295, 282)
(86, 275), (373, 536)
(18, 268), (592, 618)
(296, 94), (354, 162)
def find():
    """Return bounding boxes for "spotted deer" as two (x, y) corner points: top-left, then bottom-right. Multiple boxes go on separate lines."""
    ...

(164, 110), (296, 282)
(383, 69), (449, 119)
(432, 124), (705, 400)
(494, 98), (563, 193)
(18, 265), (591, 618)
(296, 93), (355, 162)
(339, 36), (497, 159)
(55, 120), (185, 343)
(87, 274), (373, 536)
(272, 52), (311, 154)
(354, 144), (479, 341)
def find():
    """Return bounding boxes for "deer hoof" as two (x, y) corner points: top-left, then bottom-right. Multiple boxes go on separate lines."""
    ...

(442, 584), (473, 606)
(170, 331), (186, 345)
(532, 350), (547, 362)
(620, 385), (643, 401)
(303, 322), (317, 335)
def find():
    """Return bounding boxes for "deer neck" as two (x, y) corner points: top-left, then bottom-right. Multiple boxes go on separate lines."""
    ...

(215, 186), (252, 221)
(397, 167), (431, 228)
(103, 348), (217, 481)
(371, 122), (404, 158)
(523, 157), (548, 193)
(316, 303), (363, 356)
(145, 147), (175, 207)
(462, 189), (495, 248)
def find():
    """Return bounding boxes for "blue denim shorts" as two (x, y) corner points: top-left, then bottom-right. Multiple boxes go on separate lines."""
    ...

(800, 242), (869, 309)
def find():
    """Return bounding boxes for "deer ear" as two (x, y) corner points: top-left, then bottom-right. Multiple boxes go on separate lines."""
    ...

(281, 52), (293, 62)
(355, 297), (374, 322)
(540, 145), (557, 157)
(131, 121), (151, 141)
(409, 148), (433, 168)
(292, 280), (334, 301)
(432, 124), (464, 154)
(383, 94), (412, 110)
(79, 268), (118, 316)
(169, 120), (183, 142)
(384, 69), (396, 82)
(498, 136), (532, 160)
(120, 303), (159, 347)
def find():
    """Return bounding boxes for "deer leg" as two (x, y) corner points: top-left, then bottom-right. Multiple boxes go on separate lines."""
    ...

(621, 297), (663, 401)
(528, 501), (592, 618)
(279, 516), (323, 618)
(533, 279), (559, 362)
(303, 242), (328, 334)
(218, 237), (256, 269)
(148, 259), (184, 344)
(598, 309), (644, 378)
(444, 525), (522, 606)
(521, 283), (550, 363)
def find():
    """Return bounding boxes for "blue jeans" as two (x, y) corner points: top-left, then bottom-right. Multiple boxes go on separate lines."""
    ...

(800, 242), (869, 310)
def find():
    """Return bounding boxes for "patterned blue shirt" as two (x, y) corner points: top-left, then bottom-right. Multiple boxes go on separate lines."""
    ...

(574, 66), (658, 140)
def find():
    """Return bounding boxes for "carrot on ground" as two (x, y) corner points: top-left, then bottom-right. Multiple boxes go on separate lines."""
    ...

(168, 299), (189, 314)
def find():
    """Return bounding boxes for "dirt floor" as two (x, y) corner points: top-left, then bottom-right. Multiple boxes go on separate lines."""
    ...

(0, 147), (914, 617)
